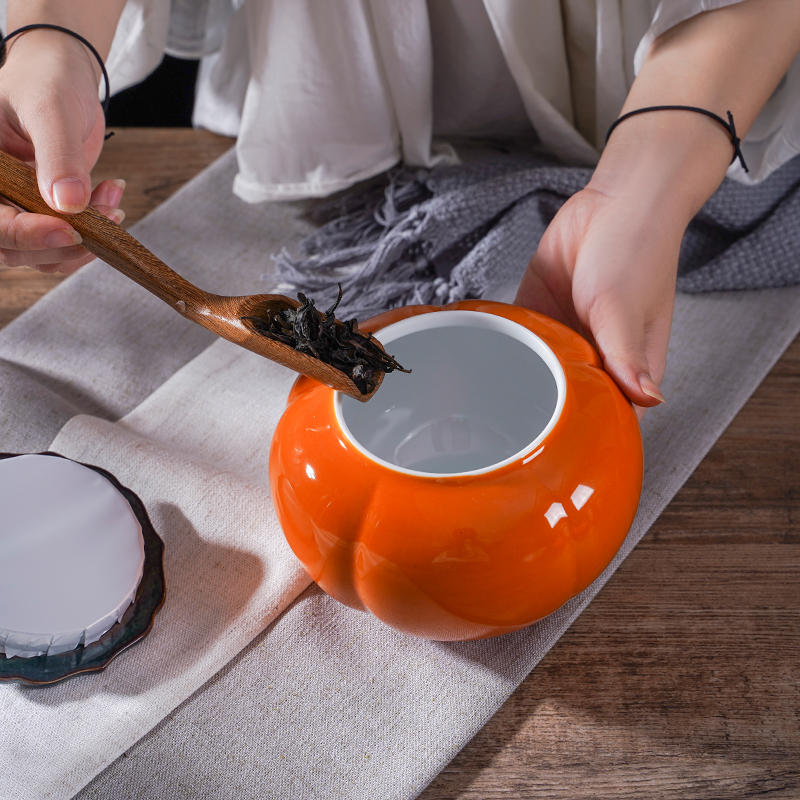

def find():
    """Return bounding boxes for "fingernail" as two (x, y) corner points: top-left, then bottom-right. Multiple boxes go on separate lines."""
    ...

(44, 228), (82, 248)
(639, 373), (666, 404)
(106, 208), (125, 224)
(109, 179), (126, 207)
(52, 178), (87, 213)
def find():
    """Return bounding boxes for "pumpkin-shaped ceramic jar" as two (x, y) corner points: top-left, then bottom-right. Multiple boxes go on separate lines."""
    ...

(270, 300), (643, 641)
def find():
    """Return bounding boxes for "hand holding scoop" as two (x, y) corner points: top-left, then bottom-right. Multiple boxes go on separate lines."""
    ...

(0, 149), (407, 402)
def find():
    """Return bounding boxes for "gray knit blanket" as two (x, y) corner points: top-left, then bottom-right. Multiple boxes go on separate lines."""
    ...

(277, 151), (800, 318)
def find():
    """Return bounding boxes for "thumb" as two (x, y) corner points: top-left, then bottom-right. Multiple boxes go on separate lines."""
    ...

(28, 98), (93, 214)
(590, 305), (667, 409)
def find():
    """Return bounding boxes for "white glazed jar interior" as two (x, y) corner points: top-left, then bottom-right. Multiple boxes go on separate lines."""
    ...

(335, 310), (566, 477)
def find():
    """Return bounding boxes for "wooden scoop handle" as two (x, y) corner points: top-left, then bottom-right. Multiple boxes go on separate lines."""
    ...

(0, 150), (205, 309)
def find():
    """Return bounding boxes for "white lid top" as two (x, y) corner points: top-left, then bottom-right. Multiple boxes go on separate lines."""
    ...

(0, 455), (145, 659)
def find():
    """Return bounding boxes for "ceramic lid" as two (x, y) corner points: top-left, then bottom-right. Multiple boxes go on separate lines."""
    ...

(0, 455), (145, 659)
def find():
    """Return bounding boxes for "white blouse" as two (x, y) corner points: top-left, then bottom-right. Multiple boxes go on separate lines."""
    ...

(94, 0), (800, 200)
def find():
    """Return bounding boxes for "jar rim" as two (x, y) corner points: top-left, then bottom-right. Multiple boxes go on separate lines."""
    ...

(334, 309), (567, 478)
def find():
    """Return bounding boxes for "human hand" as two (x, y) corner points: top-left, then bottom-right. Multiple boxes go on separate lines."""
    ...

(526, 0), (800, 412)
(516, 103), (743, 414)
(0, 28), (125, 274)
(515, 183), (676, 412)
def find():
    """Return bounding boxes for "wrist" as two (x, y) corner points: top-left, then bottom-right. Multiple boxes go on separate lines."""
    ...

(591, 110), (733, 229)
(4, 29), (101, 91)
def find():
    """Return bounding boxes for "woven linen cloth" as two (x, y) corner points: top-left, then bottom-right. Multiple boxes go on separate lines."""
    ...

(0, 340), (311, 800)
(275, 150), (800, 318)
(0, 148), (799, 800)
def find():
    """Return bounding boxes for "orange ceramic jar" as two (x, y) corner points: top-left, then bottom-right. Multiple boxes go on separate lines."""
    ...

(270, 301), (643, 641)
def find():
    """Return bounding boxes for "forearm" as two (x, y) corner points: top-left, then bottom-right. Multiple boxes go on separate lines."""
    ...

(518, 0), (800, 406)
(8, 0), (127, 58)
(7, 0), (128, 89)
(592, 0), (800, 226)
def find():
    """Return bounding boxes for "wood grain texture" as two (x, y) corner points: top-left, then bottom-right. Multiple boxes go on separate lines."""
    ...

(0, 135), (381, 400)
(420, 336), (800, 800)
(0, 129), (797, 798)
(0, 128), (234, 330)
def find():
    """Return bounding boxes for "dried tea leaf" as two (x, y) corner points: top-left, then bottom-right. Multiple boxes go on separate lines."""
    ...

(242, 285), (410, 394)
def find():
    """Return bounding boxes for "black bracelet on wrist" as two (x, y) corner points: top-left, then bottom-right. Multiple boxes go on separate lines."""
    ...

(605, 105), (749, 173)
(0, 23), (112, 123)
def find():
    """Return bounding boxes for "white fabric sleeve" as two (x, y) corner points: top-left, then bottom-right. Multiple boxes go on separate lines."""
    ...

(0, 0), (170, 99)
(165, 0), (239, 58)
(633, 0), (800, 184)
(107, 0), (241, 93)
(105, 0), (171, 96)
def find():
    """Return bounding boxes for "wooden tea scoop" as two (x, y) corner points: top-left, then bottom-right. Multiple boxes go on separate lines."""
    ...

(0, 149), (385, 402)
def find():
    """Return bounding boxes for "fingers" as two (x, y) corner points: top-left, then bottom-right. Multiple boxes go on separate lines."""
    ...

(514, 227), (587, 333)
(513, 182), (681, 419)
(514, 259), (573, 326)
(92, 204), (126, 226)
(90, 178), (126, 210)
(25, 93), (94, 213)
(0, 202), (82, 261)
(589, 296), (670, 409)
(0, 199), (124, 273)
(24, 83), (114, 214)
(29, 250), (99, 275)
(0, 33), (126, 272)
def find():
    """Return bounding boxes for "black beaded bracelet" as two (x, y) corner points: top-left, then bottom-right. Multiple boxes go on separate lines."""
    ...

(0, 24), (111, 118)
(606, 105), (749, 173)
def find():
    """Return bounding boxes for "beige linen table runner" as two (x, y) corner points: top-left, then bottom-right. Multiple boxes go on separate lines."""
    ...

(0, 149), (798, 800)
(0, 340), (311, 800)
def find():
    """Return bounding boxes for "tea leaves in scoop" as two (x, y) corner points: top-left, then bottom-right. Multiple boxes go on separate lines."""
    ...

(242, 285), (410, 394)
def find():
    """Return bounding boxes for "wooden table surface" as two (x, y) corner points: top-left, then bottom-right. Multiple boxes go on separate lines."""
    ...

(2, 129), (798, 799)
